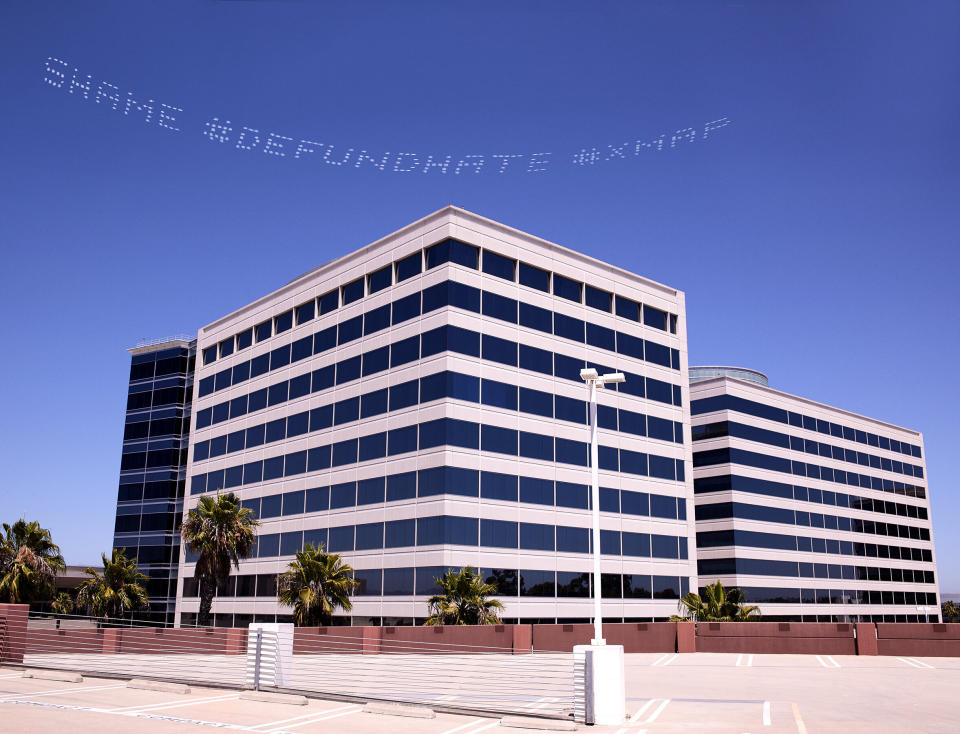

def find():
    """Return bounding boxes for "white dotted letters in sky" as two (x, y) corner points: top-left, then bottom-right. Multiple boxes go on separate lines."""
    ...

(43, 56), (731, 176)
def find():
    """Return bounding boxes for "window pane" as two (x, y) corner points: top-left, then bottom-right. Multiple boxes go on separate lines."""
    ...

(553, 274), (582, 302)
(395, 252), (422, 282)
(342, 278), (364, 305)
(482, 250), (516, 281)
(368, 265), (392, 294)
(296, 300), (315, 325)
(518, 262), (550, 292)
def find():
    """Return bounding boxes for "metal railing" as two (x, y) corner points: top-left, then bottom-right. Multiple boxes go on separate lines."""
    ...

(3, 613), (578, 721)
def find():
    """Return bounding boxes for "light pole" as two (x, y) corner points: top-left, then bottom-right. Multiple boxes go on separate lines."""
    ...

(579, 368), (625, 646)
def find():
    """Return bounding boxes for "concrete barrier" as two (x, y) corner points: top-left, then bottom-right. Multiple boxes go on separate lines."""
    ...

(694, 622), (857, 655)
(532, 623), (677, 653)
(875, 623), (960, 657)
(0, 604), (29, 664)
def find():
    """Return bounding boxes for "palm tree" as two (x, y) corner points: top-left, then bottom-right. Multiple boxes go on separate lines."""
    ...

(942, 600), (960, 623)
(277, 543), (357, 626)
(424, 567), (504, 626)
(0, 519), (66, 603)
(51, 592), (74, 615)
(670, 581), (761, 622)
(76, 549), (149, 619)
(181, 492), (259, 627)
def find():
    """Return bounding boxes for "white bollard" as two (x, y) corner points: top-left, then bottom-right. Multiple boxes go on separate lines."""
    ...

(573, 643), (626, 726)
(246, 622), (294, 689)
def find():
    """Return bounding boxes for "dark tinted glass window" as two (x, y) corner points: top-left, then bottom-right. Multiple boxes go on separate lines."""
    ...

(389, 379), (418, 410)
(342, 278), (364, 304)
(392, 292), (420, 324)
(482, 291), (518, 323)
(553, 274), (582, 302)
(520, 569), (555, 596)
(296, 300), (315, 325)
(364, 305), (391, 336)
(643, 305), (668, 331)
(519, 476), (553, 505)
(554, 313), (585, 342)
(556, 525), (589, 553)
(385, 518), (415, 547)
(255, 320), (271, 343)
(481, 519), (518, 549)
(585, 285), (611, 312)
(426, 239), (479, 269)
(586, 323), (615, 351)
(387, 472), (416, 502)
(219, 338), (234, 358)
(518, 262), (550, 291)
(236, 329), (253, 350)
(615, 296), (640, 321)
(274, 310), (292, 335)
(519, 344), (553, 375)
(520, 387), (553, 417)
(368, 265), (392, 294)
(481, 379), (518, 410)
(318, 290), (338, 314)
(483, 250), (516, 280)
(519, 523), (554, 551)
(481, 471), (518, 502)
(395, 252), (422, 282)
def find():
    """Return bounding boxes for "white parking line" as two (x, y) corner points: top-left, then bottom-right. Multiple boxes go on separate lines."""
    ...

(458, 723), (498, 734)
(762, 700), (771, 726)
(438, 719), (491, 734)
(644, 699), (671, 723)
(898, 657), (935, 669)
(247, 703), (358, 731)
(652, 653), (678, 666)
(266, 705), (362, 731)
(815, 655), (840, 668)
(650, 653), (669, 666)
(736, 654), (754, 667)
(0, 683), (126, 701)
(111, 692), (239, 713)
(629, 699), (656, 721)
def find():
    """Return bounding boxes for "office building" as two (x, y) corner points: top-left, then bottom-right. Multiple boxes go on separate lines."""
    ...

(114, 338), (196, 624)
(174, 207), (696, 625)
(690, 367), (940, 622)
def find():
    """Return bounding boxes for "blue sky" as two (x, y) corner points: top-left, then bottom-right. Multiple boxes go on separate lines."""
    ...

(1, 1), (957, 590)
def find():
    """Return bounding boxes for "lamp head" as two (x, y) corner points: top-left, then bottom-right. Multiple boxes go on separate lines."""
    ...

(579, 368), (599, 382)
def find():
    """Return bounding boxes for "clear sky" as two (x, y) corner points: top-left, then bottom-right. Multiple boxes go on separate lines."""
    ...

(0, 1), (957, 590)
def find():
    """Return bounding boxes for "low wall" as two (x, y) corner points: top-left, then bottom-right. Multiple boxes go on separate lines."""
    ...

(531, 623), (677, 653)
(876, 623), (960, 657)
(694, 622), (857, 655)
(294, 625), (519, 654)
(22, 627), (247, 655)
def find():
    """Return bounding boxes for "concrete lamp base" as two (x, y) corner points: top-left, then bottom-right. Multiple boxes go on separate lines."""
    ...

(574, 643), (626, 726)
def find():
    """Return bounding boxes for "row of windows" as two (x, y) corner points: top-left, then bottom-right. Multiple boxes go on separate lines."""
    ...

(693, 421), (923, 480)
(129, 347), (194, 382)
(183, 568), (690, 600)
(690, 394), (922, 458)
(697, 557), (936, 585)
(692, 447), (925, 500)
(695, 500), (932, 543)
(189, 417), (687, 495)
(121, 447), (188, 472)
(234, 466), (688, 519)
(117, 479), (185, 503)
(726, 586), (940, 607)
(192, 370), (683, 465)
(115, 512), (179, 534)
(201, 239), (679, 367)
(694, 474), (928, 522)
(196, 324), (683, 435)
(200, 516), (689, 560)
(696, 529), (934, 564)
(198, 278), (683, 401)
(127, 384), (192, 412)
(123, 415), (190, 442)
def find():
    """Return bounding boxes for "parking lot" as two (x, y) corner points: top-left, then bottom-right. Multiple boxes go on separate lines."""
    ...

(2, 651), (959, 733)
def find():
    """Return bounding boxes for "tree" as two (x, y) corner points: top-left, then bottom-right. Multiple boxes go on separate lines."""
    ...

(670, 581), (761, 622)
(277, 543), (357, 626)
(76, 549), (149, 619)
(942, 600), (960, 623)
(0, 519), (66, 603)
(424, 567), (504, 626)
(180, 492), (259, 626)
(51, 592), (74, 615)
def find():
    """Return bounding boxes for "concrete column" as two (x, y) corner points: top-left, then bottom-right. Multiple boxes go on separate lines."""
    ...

(574, 643), (626, 726)
(362, 626), (382, 654)
(676, 622), (696, 653)
(0, 604), (29, 664)
(512, 624), (532, 655)
(855, 623), (878, 656)
(102, 628), (120, 655)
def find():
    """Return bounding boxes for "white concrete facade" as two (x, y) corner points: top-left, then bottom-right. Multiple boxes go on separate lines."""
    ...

(174, 207), (697, 624)
(690, 373), (940, 622)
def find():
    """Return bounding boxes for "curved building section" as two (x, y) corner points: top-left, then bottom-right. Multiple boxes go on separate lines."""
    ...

(690, 366), (769, 387)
